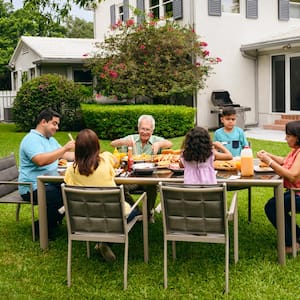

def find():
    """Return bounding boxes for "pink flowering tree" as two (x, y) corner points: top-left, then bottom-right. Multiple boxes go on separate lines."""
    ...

(88, 13), (221, 101)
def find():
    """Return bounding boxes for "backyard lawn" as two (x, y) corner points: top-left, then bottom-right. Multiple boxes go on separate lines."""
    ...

(0, 123), (299, 299)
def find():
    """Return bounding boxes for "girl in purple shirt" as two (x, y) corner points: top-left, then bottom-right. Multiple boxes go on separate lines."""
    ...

(180, 127), (217, 184)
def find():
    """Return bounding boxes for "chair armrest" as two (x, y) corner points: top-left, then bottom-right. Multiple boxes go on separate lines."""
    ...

(127, 192), (147, 216)
(227, 192), (238, 221)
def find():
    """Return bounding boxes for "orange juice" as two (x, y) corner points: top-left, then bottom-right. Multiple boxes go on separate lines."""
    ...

(240, 147), (254, 176)
(235, 160), (241, 171)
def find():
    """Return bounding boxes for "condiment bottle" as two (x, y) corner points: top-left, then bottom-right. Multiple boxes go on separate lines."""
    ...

(240, 146), (254, 176)
(113, 148), (121, 168)
(127, 146), (134, 172)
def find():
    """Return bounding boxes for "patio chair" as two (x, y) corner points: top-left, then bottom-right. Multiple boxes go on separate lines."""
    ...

(159, 182), (238, 294)
(290, 188), (300, 257)
(61, 184), (148, 289)
(0, 153), (35, 241)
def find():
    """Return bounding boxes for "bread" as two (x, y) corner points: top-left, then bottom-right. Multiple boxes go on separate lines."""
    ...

(58, 159), (68, 167)
(259, 161), (268, 168)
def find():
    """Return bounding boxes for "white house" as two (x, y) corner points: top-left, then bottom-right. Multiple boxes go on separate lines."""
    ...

(93, 0), (300, 129)
(8, 36), (99, 92)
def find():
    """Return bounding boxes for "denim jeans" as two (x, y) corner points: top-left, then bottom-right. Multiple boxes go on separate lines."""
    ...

(265, 190), (300, 246)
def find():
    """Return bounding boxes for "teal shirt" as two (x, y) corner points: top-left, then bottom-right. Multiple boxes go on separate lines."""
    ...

(213, 126), (249, 157)
(124, 134), (165, 155)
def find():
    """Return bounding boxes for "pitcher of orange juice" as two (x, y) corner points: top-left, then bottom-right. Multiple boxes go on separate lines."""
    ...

(240, 146), (254, 176)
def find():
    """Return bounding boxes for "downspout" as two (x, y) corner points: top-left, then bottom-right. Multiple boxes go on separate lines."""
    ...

(190, 0), (197, 125)
(241, 49), (259, 127)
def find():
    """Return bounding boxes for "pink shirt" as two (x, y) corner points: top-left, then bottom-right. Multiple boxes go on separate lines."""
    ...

(283, 148), (300, 189)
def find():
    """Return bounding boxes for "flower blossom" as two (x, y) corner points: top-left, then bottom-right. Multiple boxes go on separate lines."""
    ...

(99, 73), (106, 79)
(216, 57), (222, 63)
(199, 41), (208, 47)
(203, 50), (210, 57)
(140, 44), (146, 50)
(109, 70), (118, 78)
(126, 19), (134, 27)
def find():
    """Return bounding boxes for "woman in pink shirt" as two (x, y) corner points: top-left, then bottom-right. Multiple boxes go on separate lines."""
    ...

(257, 121), (300, 254)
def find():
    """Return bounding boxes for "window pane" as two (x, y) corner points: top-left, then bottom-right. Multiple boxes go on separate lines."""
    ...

(150, 0), (159, 6)
(222, 0), (240, 13)
(272, 55), (285, 113)
(290, 56), (300, 110)
(164, 2), (173, 18)
(290, 1), (300, 18)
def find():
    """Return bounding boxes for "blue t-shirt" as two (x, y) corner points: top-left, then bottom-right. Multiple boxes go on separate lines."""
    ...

(213, 126), (248, 157)
(18, 129), (61, 194)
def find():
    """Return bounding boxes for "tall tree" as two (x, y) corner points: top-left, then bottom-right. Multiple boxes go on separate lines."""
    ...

(64, 16), (93, 38)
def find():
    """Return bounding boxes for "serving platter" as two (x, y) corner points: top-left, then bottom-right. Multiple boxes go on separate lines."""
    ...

(213, 160), (238, 171)
(254, 166), (274, 173)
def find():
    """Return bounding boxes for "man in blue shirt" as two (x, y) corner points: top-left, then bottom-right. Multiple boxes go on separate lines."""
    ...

(19, 108), (74, 239)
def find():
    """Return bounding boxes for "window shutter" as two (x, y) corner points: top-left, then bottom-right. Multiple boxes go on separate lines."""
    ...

(278, 0), (289, 20)
(208, 0), (221, 16)
(110, 4), (116, 26)
(173, 0), (183, 20)
(123, 0), (129, 21)
(246, 0), (258, 19)
(136, 0), (145, 24)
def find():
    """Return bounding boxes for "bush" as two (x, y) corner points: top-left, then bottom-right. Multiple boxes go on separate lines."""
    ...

(13, 74), (84, 131)
(81, 103), (195, 140)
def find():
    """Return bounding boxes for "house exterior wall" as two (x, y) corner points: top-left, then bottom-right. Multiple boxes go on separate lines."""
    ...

(93, 1), (300, 129)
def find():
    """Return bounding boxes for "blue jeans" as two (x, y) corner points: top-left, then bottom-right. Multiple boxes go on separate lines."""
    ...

(265, 190), (300, 246)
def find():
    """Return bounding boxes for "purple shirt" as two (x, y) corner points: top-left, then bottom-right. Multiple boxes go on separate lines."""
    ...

(181, 153), (217, 184)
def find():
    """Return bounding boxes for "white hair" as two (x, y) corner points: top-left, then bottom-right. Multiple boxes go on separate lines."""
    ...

(138, 115), (155, 130)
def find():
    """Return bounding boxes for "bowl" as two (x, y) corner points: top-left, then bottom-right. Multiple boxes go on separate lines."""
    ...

(132, 163), (155, 175)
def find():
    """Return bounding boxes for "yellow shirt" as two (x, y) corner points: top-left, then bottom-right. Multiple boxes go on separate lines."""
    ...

(64, 151), (130, 215)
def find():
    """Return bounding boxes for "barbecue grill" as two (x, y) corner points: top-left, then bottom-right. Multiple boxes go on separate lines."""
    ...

(210, 90), (251, 129)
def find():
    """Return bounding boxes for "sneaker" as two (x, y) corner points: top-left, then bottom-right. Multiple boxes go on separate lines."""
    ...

(96, 243), (116, 262)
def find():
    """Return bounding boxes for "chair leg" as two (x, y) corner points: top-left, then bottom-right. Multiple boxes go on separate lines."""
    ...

(172, 241), (176, 260)
(86, 241), (90, 258)
(247, 187), (252, 223)
(16, 203), (21, 221)
(124, 241), (128, 290)
(67, 239), (72, 287)
(225, 237), (229, 294)
(164, 239), (168, 289)
(31, 204), (35, 242)
(291, 190), (297, 258)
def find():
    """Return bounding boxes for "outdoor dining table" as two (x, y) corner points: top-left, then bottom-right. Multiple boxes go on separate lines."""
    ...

(37, 167), (285, 265)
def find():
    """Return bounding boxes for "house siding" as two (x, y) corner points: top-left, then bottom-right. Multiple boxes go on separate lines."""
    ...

(93, 0), (300, 129)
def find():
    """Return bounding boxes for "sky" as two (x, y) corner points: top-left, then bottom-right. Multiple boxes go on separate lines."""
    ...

(11, 0), (93, 22)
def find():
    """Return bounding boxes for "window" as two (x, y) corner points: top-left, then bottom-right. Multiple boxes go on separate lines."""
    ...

(290, 0), (300, 18)
(117, 4), (124, 21)
(222, 0), (240, 13)
(272, 55), (285, 112)
(149, 0), (173, 19)
(73, 70), (92, 86)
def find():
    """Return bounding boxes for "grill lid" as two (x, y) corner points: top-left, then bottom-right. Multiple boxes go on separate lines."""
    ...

(211, 90), (240, 107)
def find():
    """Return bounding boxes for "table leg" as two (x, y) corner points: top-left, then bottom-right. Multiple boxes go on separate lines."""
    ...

(37, 178), (49, 250)
(142, 193), (149, 263)
(275, 182), (285, 265)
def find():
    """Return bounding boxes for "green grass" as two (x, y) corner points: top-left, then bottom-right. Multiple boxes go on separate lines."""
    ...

(1, 123), (299, 299)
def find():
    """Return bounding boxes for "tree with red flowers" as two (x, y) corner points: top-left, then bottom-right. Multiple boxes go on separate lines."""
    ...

(88, 13), (221, 101)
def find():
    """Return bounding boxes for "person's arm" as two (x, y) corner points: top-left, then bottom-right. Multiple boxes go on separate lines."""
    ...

(152, 139), (173, 155)
(32, 140), (75, 166)
(213, 141), (233, 160)
(111, 136), (134, 148)
(256, 150), (285, 166)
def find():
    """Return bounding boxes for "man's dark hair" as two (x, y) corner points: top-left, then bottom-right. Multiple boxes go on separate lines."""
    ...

(221, 106), (236, 116)
(36, 108), (61, 125)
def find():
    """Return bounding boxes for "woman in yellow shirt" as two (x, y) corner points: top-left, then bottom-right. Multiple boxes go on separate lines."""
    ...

(64, 128), (135, 262)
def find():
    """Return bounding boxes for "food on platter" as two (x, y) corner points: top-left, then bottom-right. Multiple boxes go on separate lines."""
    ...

(156, 160), (171, 167)
(213, 160), (237, 171)
(152, 154), (180, 163)
(58, 159), (68, 167)
(122, 153), (152, 162)
(259, 161), (269, 168)
(168, 163), (184, 175)
(161, 149), (181, 155)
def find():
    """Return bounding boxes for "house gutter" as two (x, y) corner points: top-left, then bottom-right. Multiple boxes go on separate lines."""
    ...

(240, 48), (259, 127)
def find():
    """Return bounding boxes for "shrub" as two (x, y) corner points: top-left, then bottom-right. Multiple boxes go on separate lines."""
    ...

(13, 74), (84, 131)
(81, 103), (195, 140)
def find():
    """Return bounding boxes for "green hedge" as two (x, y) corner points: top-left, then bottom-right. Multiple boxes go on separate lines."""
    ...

(81, 103), (195, 140)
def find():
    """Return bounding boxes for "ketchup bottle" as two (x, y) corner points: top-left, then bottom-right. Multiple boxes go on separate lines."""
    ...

(127, 146), (134, 172)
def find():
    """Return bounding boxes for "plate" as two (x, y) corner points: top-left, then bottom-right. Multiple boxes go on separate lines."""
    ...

(57, 161), (73, 169)
(168, 167), (184, 175)
(254, 166), (274, 173)
(213, 160), (237, 171)
(132, 163), (155, 175)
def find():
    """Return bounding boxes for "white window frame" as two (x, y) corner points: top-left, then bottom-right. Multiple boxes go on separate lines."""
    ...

(147, 0), (173, 19)
(290, 1), (300, 18)
(117, 3), (125, 22)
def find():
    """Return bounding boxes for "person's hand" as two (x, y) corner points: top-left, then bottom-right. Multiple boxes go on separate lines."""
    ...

(256, 150), (270, 164)
(152, 142), (160, 155)
(64, 140), (75, 152)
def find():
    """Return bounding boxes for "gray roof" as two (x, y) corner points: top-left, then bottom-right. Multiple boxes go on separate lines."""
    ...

(240, 26), (300, 57)
(9, 36), (100, 65)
